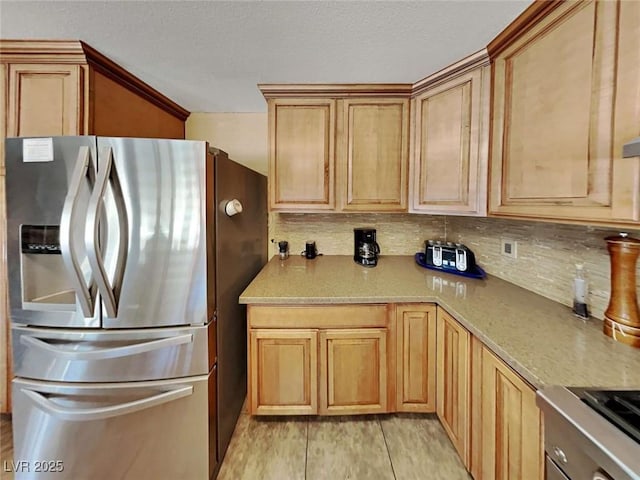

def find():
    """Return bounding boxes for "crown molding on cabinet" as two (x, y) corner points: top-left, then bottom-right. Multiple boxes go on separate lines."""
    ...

(0, 39), (88, 63)
(260, 49), (490, 101)
(0, 39), (190, 121)
(258, 83), (413, 98)
(487, 0), (564, 58)
(411, 49), (489, 97)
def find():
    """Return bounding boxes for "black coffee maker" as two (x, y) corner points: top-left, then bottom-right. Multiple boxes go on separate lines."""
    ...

(354, 228), (380, 267)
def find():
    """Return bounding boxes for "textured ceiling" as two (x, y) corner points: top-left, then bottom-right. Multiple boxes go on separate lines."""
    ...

(0, 1), (529, 112)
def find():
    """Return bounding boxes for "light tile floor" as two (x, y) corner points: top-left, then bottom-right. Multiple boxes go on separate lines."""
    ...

(1, 412), (470, 480)
(218, 412), (471, 480)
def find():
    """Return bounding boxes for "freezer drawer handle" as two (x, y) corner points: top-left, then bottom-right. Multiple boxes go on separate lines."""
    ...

(60, 146), (96, 318)
(86, 146), (128, 318)
(20, 333), (193, 360)
(21, 385), (193, 421)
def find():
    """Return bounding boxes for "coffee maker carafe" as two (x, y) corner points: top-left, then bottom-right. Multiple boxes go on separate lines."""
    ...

(354, 228), (380, 267)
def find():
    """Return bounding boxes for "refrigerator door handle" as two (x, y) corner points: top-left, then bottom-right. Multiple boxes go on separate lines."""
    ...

(21, 385), (193, 422)
(86, 146), (129, 318)
(60, 146), (95, 318)
(20, 333), (193, 360)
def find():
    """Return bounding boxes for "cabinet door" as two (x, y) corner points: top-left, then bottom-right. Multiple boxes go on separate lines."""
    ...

(249, 329), (318, 415)
(481, 346), (543, 480)
(268, 98), (335, 211)
(489, 0), (640, 224)
(7, 64), (83, 137)
(411, 66), (489, 215)
(337, 98), (409, 211)
(319, 328), (387, 414)
(436, 308), (471, 466)
(395, 304), (436, 412)
(469, 336), (484, 480)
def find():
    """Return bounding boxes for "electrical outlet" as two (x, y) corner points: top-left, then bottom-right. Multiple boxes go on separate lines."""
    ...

(501, 239), (517, 259)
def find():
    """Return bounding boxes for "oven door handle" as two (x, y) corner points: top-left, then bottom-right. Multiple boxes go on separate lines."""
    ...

(20, 333), (193, 360)
(21, 385), (193, 421)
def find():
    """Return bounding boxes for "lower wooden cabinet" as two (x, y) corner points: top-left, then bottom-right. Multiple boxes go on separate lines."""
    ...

(249, 329), (318, 415)
(480, 346), (543, 480)
(319, 328), (387, 414)
(395, 304), (436, 412)
(246, 303), (544, 480)
(247, 305), (392, 416)
(436, 308), (471, 467)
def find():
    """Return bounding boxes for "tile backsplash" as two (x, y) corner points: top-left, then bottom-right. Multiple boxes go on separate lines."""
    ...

(447, 217), (640, 321)
(270, 212), (640, 320)
(270, 213), (444, 257)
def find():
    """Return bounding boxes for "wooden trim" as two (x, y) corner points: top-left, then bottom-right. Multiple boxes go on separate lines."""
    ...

(260, 50), (488, 101)
(0, 39), (87, 63)
(259, 83), (413, 98)
(487, 0), (565, 58)
(411, 49), (489, 97)
(81, 42), (190, 121)
(249, 304), (388, 329)
(0, 40), (189, 121)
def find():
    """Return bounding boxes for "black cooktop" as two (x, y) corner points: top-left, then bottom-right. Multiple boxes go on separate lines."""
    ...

(581, 390), (640, 444)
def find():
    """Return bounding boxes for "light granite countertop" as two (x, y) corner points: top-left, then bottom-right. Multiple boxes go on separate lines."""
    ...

(239, 255), (640, 389)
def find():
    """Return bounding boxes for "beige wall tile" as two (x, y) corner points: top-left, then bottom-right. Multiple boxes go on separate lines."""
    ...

(269, 212), (445, 258)
(446, 217), (640, 321)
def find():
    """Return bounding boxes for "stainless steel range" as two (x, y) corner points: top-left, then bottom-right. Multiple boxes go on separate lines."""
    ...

(537, 386), (640, 480)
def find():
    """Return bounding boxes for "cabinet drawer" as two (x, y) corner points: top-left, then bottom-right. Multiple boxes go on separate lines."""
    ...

(248, 305), (388, 329)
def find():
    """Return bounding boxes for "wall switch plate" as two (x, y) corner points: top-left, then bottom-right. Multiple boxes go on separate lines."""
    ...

(501, 239), (517, 258)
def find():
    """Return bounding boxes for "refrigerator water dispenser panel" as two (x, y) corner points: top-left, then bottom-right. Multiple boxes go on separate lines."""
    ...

(21, 225), (61, 254)
(20, 224), (77, 310)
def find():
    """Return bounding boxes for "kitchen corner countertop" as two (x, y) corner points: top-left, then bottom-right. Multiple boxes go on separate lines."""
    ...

(240, 255), (640, 390)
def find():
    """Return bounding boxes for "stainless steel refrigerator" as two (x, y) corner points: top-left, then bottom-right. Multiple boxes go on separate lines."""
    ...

(5, 136), (267, 479)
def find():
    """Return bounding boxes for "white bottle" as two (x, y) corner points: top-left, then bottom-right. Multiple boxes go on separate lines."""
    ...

(572, 263), (589, 319)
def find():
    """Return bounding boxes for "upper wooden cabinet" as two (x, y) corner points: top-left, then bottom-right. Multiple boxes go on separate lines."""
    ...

(410, 51), (490, 216)
(7, 64), (84, 140)
(1, 40), (189, 142)
(337, 98), (409, 211)
(0, 40), (190, 414)
(267, 98), (336, 210)
(488, 0), (640, 226)
(260, 85), (412, 212)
